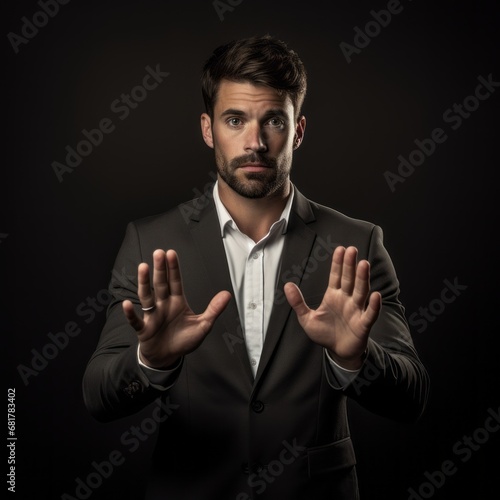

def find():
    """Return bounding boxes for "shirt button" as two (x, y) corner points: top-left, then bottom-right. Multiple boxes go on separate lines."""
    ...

(252, 252), (260, 259)
(249, 302), (257, 310)
(251, 358), (257, 366)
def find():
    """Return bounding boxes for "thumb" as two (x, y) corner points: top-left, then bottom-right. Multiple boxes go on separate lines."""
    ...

(284, 282), (311, 319)
(200, 291), (232, 330)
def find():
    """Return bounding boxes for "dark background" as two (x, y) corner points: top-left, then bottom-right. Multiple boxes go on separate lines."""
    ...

(3, 0), (499, 499)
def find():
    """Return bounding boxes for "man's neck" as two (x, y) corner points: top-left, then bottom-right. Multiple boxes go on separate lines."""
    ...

(217, 177), (291, 243)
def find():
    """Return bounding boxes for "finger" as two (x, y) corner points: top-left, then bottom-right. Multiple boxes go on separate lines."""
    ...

(284, 282), (311, 319)
(340, 246), (358, 295)
(199, 290), (232, 332)
(123, 300), (145, 331)
(137, 263), (155, 309)
(152, 249), (170, 300)
(352, 259), (371, 308)
(328, 246), (345, 290)
(361, 291), (382, 329)
(166, 249), (184, 297)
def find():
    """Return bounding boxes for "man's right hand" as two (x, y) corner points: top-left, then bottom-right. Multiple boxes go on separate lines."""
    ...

(122, 249), (231, 369)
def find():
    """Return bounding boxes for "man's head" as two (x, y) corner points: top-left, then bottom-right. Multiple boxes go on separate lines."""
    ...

(201, 34), (307, 121)
(200, 35), (307, 199)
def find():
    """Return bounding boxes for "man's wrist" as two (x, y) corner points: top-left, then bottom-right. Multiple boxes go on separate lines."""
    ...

(326, 348), (368, 371)
(138, 346), (181, 371)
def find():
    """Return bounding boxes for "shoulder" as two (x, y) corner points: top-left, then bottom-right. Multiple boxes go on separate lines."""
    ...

(293, 187), (378, 237)
(129, 195), (214, 234)
(309, 199), (376, 232)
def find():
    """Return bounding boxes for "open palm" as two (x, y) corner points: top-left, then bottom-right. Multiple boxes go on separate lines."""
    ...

(285, 246), (381, 369)
(123, 249), (231, 369)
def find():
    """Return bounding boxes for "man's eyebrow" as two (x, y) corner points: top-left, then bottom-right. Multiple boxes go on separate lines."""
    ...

(262, 109), (288, 120)
(219, 108), (289, 119)
(220, 108), (246, 117)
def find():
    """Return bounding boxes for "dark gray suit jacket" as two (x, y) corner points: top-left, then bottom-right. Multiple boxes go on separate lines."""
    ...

(83, 185), (429, 500)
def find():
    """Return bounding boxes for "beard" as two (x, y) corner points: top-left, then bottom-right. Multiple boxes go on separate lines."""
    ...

(215, 148), (292, 199)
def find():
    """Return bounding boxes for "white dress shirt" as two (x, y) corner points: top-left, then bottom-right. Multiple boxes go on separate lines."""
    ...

(212, 181), (293, 376)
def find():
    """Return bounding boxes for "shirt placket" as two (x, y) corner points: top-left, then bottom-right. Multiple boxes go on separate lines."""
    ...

(244, 241), (265, 376)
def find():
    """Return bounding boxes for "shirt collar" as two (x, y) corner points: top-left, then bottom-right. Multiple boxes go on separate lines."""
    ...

(212, 180), (295, 238)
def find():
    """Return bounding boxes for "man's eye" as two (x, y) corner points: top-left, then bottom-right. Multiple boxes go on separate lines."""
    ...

(268, 118), (285, 128)
(228, 118), (242, 126)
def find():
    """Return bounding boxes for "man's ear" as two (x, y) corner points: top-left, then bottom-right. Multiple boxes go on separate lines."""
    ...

(201, 113), (214, 149)
(293, 115), (306, 150)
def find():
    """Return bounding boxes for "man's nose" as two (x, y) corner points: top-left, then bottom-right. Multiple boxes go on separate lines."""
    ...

(244, 123), (268, 153)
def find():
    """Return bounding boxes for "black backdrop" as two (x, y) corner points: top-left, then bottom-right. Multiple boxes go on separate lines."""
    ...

(4, 1), (499, 499)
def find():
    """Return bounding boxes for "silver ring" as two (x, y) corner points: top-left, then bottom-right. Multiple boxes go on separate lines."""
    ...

(141, 305), (156, 312)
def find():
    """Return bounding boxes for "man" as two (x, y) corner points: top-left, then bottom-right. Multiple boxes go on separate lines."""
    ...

(83, 34), (429, 499)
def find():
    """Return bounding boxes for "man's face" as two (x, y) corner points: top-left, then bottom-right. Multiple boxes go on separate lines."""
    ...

(201, 80), (305, 199)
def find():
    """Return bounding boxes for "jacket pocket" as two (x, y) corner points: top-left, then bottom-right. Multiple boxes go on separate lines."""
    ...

(306, 437), (356, 477)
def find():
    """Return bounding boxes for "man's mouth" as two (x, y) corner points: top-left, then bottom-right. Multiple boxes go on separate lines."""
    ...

(239, 163), (270, 172)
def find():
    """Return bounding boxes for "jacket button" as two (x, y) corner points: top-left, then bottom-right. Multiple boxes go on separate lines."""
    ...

(251, 400), (264, 413)
(123, 380), (143, 398)
(241, 462), (250, 474)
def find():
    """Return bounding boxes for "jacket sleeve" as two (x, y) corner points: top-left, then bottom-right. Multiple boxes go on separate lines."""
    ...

(342, 225), (430, 422)
(82, 222), (181, 422)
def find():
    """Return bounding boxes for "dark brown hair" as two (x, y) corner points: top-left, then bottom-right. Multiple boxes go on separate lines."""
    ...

(201, 34), (307, 120)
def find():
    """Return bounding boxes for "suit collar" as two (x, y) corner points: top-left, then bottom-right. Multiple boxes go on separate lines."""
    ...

(188, 180), (316, 228)
(211, 181), (296, 237)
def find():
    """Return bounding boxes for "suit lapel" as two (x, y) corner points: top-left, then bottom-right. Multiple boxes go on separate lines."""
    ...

(188, 195), (255, 384)
(253, 188), (317, 388)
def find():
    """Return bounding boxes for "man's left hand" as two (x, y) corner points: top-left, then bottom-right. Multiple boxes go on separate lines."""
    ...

(284, 246), (381, 370)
